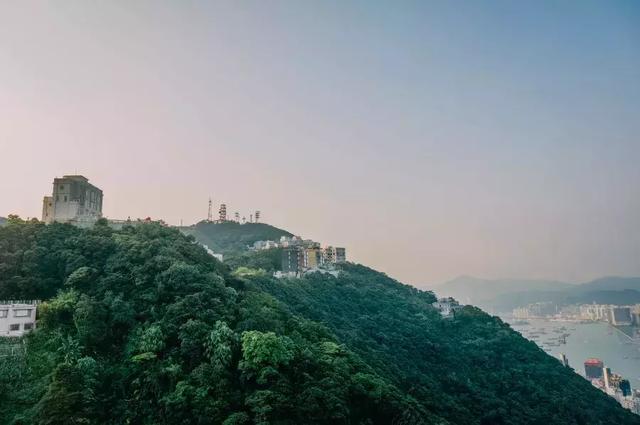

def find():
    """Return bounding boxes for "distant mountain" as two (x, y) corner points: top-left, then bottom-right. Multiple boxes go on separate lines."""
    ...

(438, 275), (640, 312)
(0, 217), (6, 226)
(572, 276), (640, 293)
(181, 221), (293, 255)
(435, 276), (573, 307)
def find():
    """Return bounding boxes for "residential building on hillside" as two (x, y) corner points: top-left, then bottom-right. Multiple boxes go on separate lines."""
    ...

(282, 247), (304, 275)
(304, 247), (323, 269)
(42, 175), (103, 226)
(0, 301), (37, 337)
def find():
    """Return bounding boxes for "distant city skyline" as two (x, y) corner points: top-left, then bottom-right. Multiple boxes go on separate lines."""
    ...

(1, 1), (639, 285)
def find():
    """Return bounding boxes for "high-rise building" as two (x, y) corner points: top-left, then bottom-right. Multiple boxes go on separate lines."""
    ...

(322, 246), (347, 264)
(620, 379), (632, 397)
(282, 247), (303, 274)
(584, 359), (604, 380)
(610, 307), (632, 326)
(334, 247), (346, 263)
(304, 247), (323, 269)
(42, 175), (103, 226)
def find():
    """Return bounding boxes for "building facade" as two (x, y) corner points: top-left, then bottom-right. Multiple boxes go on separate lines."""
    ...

(42, 175), (103, 226)
(584, 358), (604, 380)
(0, 301), (37, 337)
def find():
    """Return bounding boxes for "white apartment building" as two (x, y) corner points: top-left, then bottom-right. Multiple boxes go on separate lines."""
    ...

(0, 301), (37, 337)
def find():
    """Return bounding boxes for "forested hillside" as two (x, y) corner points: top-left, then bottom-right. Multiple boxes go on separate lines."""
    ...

(0, 219), (424, 424)
(181, 222), (292, 255)
(0, 220), (638, 424)
(249, 265), (639, 424)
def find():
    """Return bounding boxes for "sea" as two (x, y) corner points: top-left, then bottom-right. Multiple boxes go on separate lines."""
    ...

(502, 317), (640, 386)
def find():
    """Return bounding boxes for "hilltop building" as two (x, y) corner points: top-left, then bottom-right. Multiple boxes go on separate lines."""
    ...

(0, 301), (37, 337)
(42, 175), (103, 226)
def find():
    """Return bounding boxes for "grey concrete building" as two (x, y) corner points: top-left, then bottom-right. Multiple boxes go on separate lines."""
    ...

(42, 175), (103, 226)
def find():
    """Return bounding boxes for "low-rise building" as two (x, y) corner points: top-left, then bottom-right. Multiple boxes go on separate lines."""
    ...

(0, 301), (37, 337)
(252, 240), (279, 250)
(202, 244), (223, 262)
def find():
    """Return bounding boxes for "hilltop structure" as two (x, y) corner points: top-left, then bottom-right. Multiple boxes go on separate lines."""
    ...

(42, 175), (103, 226)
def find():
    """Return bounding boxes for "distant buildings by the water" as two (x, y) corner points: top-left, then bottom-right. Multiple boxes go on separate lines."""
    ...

(513, 302), (640, 336)
(578, 357), (640, 415)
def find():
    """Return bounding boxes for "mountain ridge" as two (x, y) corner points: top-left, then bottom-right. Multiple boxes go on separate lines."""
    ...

(434, 275), (640, 311)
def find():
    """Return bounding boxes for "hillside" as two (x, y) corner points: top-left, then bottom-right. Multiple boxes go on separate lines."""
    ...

(0, 221), (428, 424)
(181, 221), (293, 255)
(0, 221), (638, 424)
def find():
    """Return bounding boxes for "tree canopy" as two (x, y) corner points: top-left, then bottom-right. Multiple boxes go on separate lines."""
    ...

(0, 220), (638, 424)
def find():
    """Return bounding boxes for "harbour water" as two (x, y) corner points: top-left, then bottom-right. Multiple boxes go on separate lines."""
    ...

(504, 317), (640, 385)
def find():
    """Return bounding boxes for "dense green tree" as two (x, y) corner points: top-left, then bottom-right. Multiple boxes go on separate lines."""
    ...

(0, 222), (638, 424)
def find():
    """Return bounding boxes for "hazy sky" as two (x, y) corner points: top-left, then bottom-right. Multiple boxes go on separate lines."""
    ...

(1, 1), (639, 286)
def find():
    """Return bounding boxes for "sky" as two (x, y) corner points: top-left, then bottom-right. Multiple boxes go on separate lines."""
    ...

(1, 1), (639, 286)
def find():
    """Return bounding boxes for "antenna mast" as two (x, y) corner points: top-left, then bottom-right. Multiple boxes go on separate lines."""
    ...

(207, 198), (213, 222)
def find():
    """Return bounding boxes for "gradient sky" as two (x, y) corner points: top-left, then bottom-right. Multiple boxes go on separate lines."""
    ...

(1, 1), (639, 286)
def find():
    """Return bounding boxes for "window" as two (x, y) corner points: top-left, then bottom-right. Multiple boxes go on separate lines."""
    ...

(0, 310), (7, 318)
(23, 323), (34, 331)
(64, 196), (68, 202)
(14, 309), (31, 318)
(59, 185), (64, 190)
(9, 324), (19, 331)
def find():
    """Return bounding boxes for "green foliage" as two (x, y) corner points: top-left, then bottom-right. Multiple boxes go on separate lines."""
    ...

(226, 248), (283, 273)
(182, 222), (292, 255)
(0, 222), (423, 425)
(0, 222), (637, 424)
(250, 263), (640, 425)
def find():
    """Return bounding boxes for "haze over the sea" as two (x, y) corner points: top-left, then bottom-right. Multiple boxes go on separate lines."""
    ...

(1, 1), (639, 285)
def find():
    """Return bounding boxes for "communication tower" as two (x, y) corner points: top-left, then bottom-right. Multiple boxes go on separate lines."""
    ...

(218, 204), (227, 222)
(207, 198), (213, 222)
